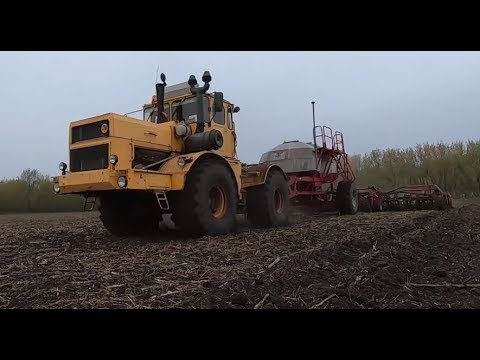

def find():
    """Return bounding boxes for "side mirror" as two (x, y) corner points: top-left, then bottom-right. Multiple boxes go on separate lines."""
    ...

(233, 106), (240, 113)
(213, 92), (224, 113)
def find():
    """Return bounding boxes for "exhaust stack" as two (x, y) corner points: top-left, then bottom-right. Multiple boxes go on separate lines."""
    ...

(188, 71), (211, 133)
(156, 73), (167, 123)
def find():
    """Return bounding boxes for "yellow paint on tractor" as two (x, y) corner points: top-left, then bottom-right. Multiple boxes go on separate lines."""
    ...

(56, 83), (260, 199)
(54, 72), (290, 236)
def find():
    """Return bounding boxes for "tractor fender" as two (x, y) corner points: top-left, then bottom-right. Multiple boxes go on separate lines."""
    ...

(241, 163), (288, 189)
(159, 151), (242, 197)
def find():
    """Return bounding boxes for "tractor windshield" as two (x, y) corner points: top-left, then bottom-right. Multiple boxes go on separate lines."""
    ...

(171, 96), (209, 123)
(143, 103), (170, 123)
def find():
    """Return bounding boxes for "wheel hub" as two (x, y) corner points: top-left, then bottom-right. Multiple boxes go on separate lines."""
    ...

(274, 189), (284, 214)
(209, 186), (227, 219)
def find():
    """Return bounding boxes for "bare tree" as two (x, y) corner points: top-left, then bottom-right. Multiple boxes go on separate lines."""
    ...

(19, 169), (44, 211)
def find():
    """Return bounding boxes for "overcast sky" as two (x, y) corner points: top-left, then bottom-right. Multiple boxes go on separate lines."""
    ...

(1, 51), (479, 179)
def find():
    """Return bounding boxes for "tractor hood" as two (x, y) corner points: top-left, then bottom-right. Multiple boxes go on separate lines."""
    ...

(69, 112), (180, 152)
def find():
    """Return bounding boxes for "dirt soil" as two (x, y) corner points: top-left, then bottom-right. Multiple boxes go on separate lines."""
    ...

(1, 201), (480, 309)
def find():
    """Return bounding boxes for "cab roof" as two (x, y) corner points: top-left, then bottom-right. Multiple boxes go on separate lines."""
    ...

(143, 82), (233, 109)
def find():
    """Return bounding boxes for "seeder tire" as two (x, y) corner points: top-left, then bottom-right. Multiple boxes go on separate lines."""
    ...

(371, 196), (383, 212)
(336, 181), (359, 215)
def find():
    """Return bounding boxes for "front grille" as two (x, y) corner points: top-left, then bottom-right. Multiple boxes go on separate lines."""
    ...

(70, 144), (109, 172)
(72, 120), (109, 143)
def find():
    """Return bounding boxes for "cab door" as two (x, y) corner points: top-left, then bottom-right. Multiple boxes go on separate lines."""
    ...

(209, 98), (236, 159)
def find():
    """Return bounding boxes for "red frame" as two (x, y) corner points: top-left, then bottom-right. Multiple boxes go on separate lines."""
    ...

(288, 126), (355, 208)
(357, 184), (453, 211)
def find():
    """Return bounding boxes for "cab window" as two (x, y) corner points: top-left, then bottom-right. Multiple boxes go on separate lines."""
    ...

(226, 107), (233, 129)
(213, 104), (225, 125)
(144, 104), (170, 123)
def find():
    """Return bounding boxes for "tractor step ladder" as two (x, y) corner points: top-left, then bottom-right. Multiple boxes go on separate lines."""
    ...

(84, 195), (97, 211)
(155, 191), (170, 211)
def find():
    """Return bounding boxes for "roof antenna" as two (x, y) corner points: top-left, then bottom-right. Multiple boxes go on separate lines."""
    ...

(155, 65), (160, 83)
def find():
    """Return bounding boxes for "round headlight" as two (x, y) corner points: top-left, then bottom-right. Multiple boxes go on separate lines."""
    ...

(178, 157), (186, 166)
(174, 124), (190, 137)
(59, 162), (67, 171)
(109, 155), (119, 165)
(101, 123), (109, 134)
(53, 183), (60, 194)
(118, 176), (127, 188)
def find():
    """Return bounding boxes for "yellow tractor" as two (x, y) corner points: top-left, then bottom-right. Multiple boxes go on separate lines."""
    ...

(53, 71), (289, 236)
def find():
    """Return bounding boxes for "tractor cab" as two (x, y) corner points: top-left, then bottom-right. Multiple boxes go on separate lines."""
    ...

(142, 81), (239, 130)
(139, 72), (240, 159)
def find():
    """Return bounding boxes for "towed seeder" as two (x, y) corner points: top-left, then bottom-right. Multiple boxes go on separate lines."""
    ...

(259, 102), (453, 215)
(357, 184), (453, 212)
(259, 102), (359, 215)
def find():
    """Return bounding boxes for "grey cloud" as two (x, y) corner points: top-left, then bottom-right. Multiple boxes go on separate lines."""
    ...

(1, 51), (479, 178)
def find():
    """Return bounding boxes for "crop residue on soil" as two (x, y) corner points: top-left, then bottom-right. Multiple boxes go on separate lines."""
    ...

(1, 204), (480, 309)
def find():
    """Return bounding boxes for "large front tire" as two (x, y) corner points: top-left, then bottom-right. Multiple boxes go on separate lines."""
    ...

(98, 192), (160, 236)
(172, 159), (237, 236)
(247, 169), (290, 228)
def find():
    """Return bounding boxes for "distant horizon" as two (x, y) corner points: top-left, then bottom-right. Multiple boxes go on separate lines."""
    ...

(1, 51), (479, 178)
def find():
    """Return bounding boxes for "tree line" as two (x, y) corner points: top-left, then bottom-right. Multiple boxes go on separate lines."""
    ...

(1, 140), (479, 213)
(350, 140), (480, 197)
(0, 169), (83, 213)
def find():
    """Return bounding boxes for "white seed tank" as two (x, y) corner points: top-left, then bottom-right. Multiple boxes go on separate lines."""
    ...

(259, 140), (337, 175)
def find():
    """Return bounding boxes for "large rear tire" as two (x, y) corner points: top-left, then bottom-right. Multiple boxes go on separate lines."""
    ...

(172, 159), (237, 236)
(247, 169), (290, 228)
(98, 191), (160, 236)
(336, 181), (358, 215)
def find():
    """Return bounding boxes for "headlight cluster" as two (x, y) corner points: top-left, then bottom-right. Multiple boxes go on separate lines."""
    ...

(56, 155), (126, 191)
